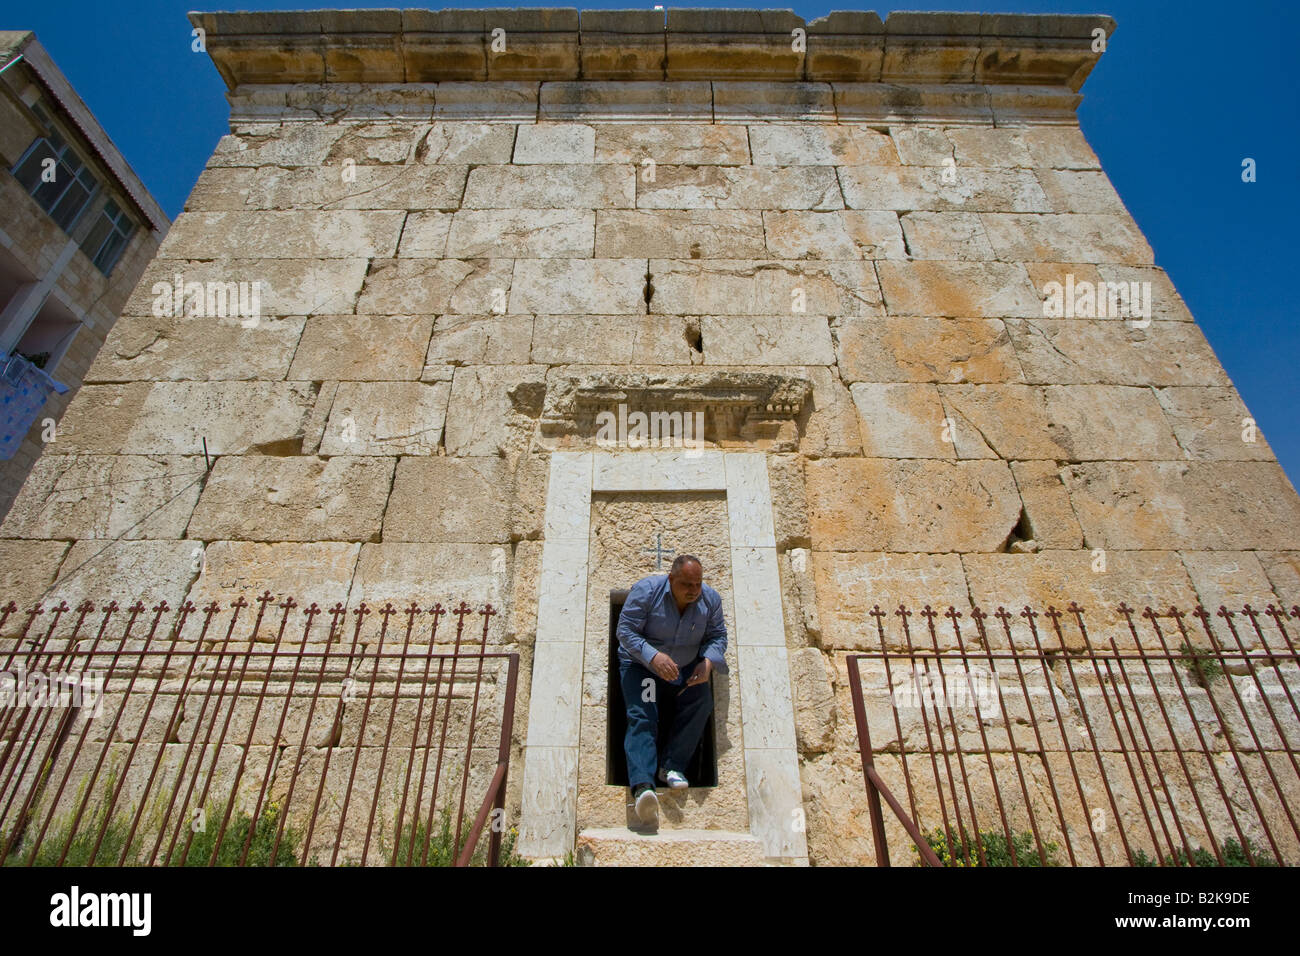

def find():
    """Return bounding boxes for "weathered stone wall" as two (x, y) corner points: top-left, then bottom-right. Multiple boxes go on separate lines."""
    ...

(2, 9), (1298, 866)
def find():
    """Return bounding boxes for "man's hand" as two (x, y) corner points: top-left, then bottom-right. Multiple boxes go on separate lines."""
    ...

(649, 652), (679, 682)
(685, 658), (713, 687)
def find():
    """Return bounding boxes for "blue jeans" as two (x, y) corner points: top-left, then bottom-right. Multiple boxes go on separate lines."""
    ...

(619, 656), (713, 789)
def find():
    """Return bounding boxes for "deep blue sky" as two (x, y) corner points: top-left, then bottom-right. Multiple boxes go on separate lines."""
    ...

(12, 2), (1298, 485)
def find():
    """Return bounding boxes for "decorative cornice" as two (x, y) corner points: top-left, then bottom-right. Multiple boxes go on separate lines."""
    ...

(189, 9), (1115, 93)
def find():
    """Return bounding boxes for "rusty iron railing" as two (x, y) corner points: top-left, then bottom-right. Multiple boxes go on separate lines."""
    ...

(0, 594), (518, 867)
(847, 602), (1300, 867)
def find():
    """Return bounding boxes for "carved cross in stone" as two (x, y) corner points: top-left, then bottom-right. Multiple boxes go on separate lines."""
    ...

(643, 532), (672, 570)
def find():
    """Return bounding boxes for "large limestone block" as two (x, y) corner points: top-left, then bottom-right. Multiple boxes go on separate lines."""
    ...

(511, 259), (647, 314)
(188, 456), (395, 542)
(462, 164), (635, 208)
(1041, 385), (1184, 461)
(899, 211), (995, 260)
(415, 123), (516, 164)
(157, 211), (405, 259)
(424, 314), (534, 369)
(441, 209), (595, 258)
(355, 259), (514, 315)
(761, 211), (861, 259)
(811, 551), (971, 652)
(0, 455), (204, 540)
(1062, 461), (1300, 551)
(442, 365), (548, 458)
(44, 540), (201, 608)
(1155, 387), (1274, 461)
(383, 457), (512, 543)
(842, 653), (1067, 756)
(636, 165), (843, 210)
(650, 259), (881, 316)
(748, 124), (898, 166)
(509, 451), (549, 542)
(935, 383), (1053, 459)
(800, 365), (867, 459)
(836, 316), (1021, 384)
(1035, 169), (1129, 216)
(383, 210), (450, 257)
(183, 167), (257, 210)
(184, 541), (360, 641)
(798, 752), (882, 866)
(287, 315), (434, 381)
(507, 538), (543, 644)
(52, 382), (317, 456)
(806, 458), (1021, 552)
(595, 210), (766, 258)
(0, 540), (70, 613)
(531, 315), (695, 365)
(349, 542), (508, 630)
(790, 646), (837, 754)
(936, 384), (1183, 462)
(1018, 126), (1101, 169)
(86, 313), (306, 383)
(766, 454), (809, 551)
(1179, 551), (1284, 648)
(961, 551), (1199, 648)
(981, 213), (1153, 264)
(1257, 553), (1300, 605)
(839, 166), (1050, 212)
(122, 259), (368, 318)
(1008, 461), (1084, 550)
(889, 126), (954, 166)
(841, 210), (907, 259)
(1096, 265), (1194, 322)
(320, 381), (452, 455)
(309, 121), (425, 164)
(1005, 319), (1231, 387)
(850, 382), (953, 459)
(592, 124), (749, 165)
(246, 165), (467, 210)
(944, 127), (1034, 168)
(875, 261), (1041, 317)
(700, 315), (835, 365)
(208, 125), (351, 167)
(513, 123), (595, 163)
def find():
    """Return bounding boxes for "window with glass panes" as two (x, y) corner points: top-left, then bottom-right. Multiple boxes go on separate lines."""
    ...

(11, 128), (99, 233)
(79, 199), (134, 276)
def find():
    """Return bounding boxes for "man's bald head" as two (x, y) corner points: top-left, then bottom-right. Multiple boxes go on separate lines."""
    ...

(670, 554), (701, 575)
(668, 554), (703, 610)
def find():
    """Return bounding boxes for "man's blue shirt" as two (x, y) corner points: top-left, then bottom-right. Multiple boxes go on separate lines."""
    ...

(616, 573), (729, 675)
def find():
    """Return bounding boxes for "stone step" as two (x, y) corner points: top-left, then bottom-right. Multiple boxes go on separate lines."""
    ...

(575, 827), (771, 866)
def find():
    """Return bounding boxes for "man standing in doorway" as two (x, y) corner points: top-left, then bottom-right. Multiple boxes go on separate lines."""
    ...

(616, 554), (728, 826)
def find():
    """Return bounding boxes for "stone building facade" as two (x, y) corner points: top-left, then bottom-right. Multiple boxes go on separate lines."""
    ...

(0, 31), (168, 519)
(1, 9), (1297, 866)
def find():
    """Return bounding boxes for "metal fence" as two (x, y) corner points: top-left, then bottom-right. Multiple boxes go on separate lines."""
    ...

(0, 594), (518, 867)
(847, 602), (1300, 867)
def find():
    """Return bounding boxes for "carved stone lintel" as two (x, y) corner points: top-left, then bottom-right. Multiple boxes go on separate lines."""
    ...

(540, 370), (812, 446)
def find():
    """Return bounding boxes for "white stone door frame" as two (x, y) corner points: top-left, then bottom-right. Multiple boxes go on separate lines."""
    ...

(518, 449), (807, 862)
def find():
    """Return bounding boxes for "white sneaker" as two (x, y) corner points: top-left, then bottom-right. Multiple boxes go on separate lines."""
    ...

(634, 784), (659, 823)
(658, 768), (689, 789)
